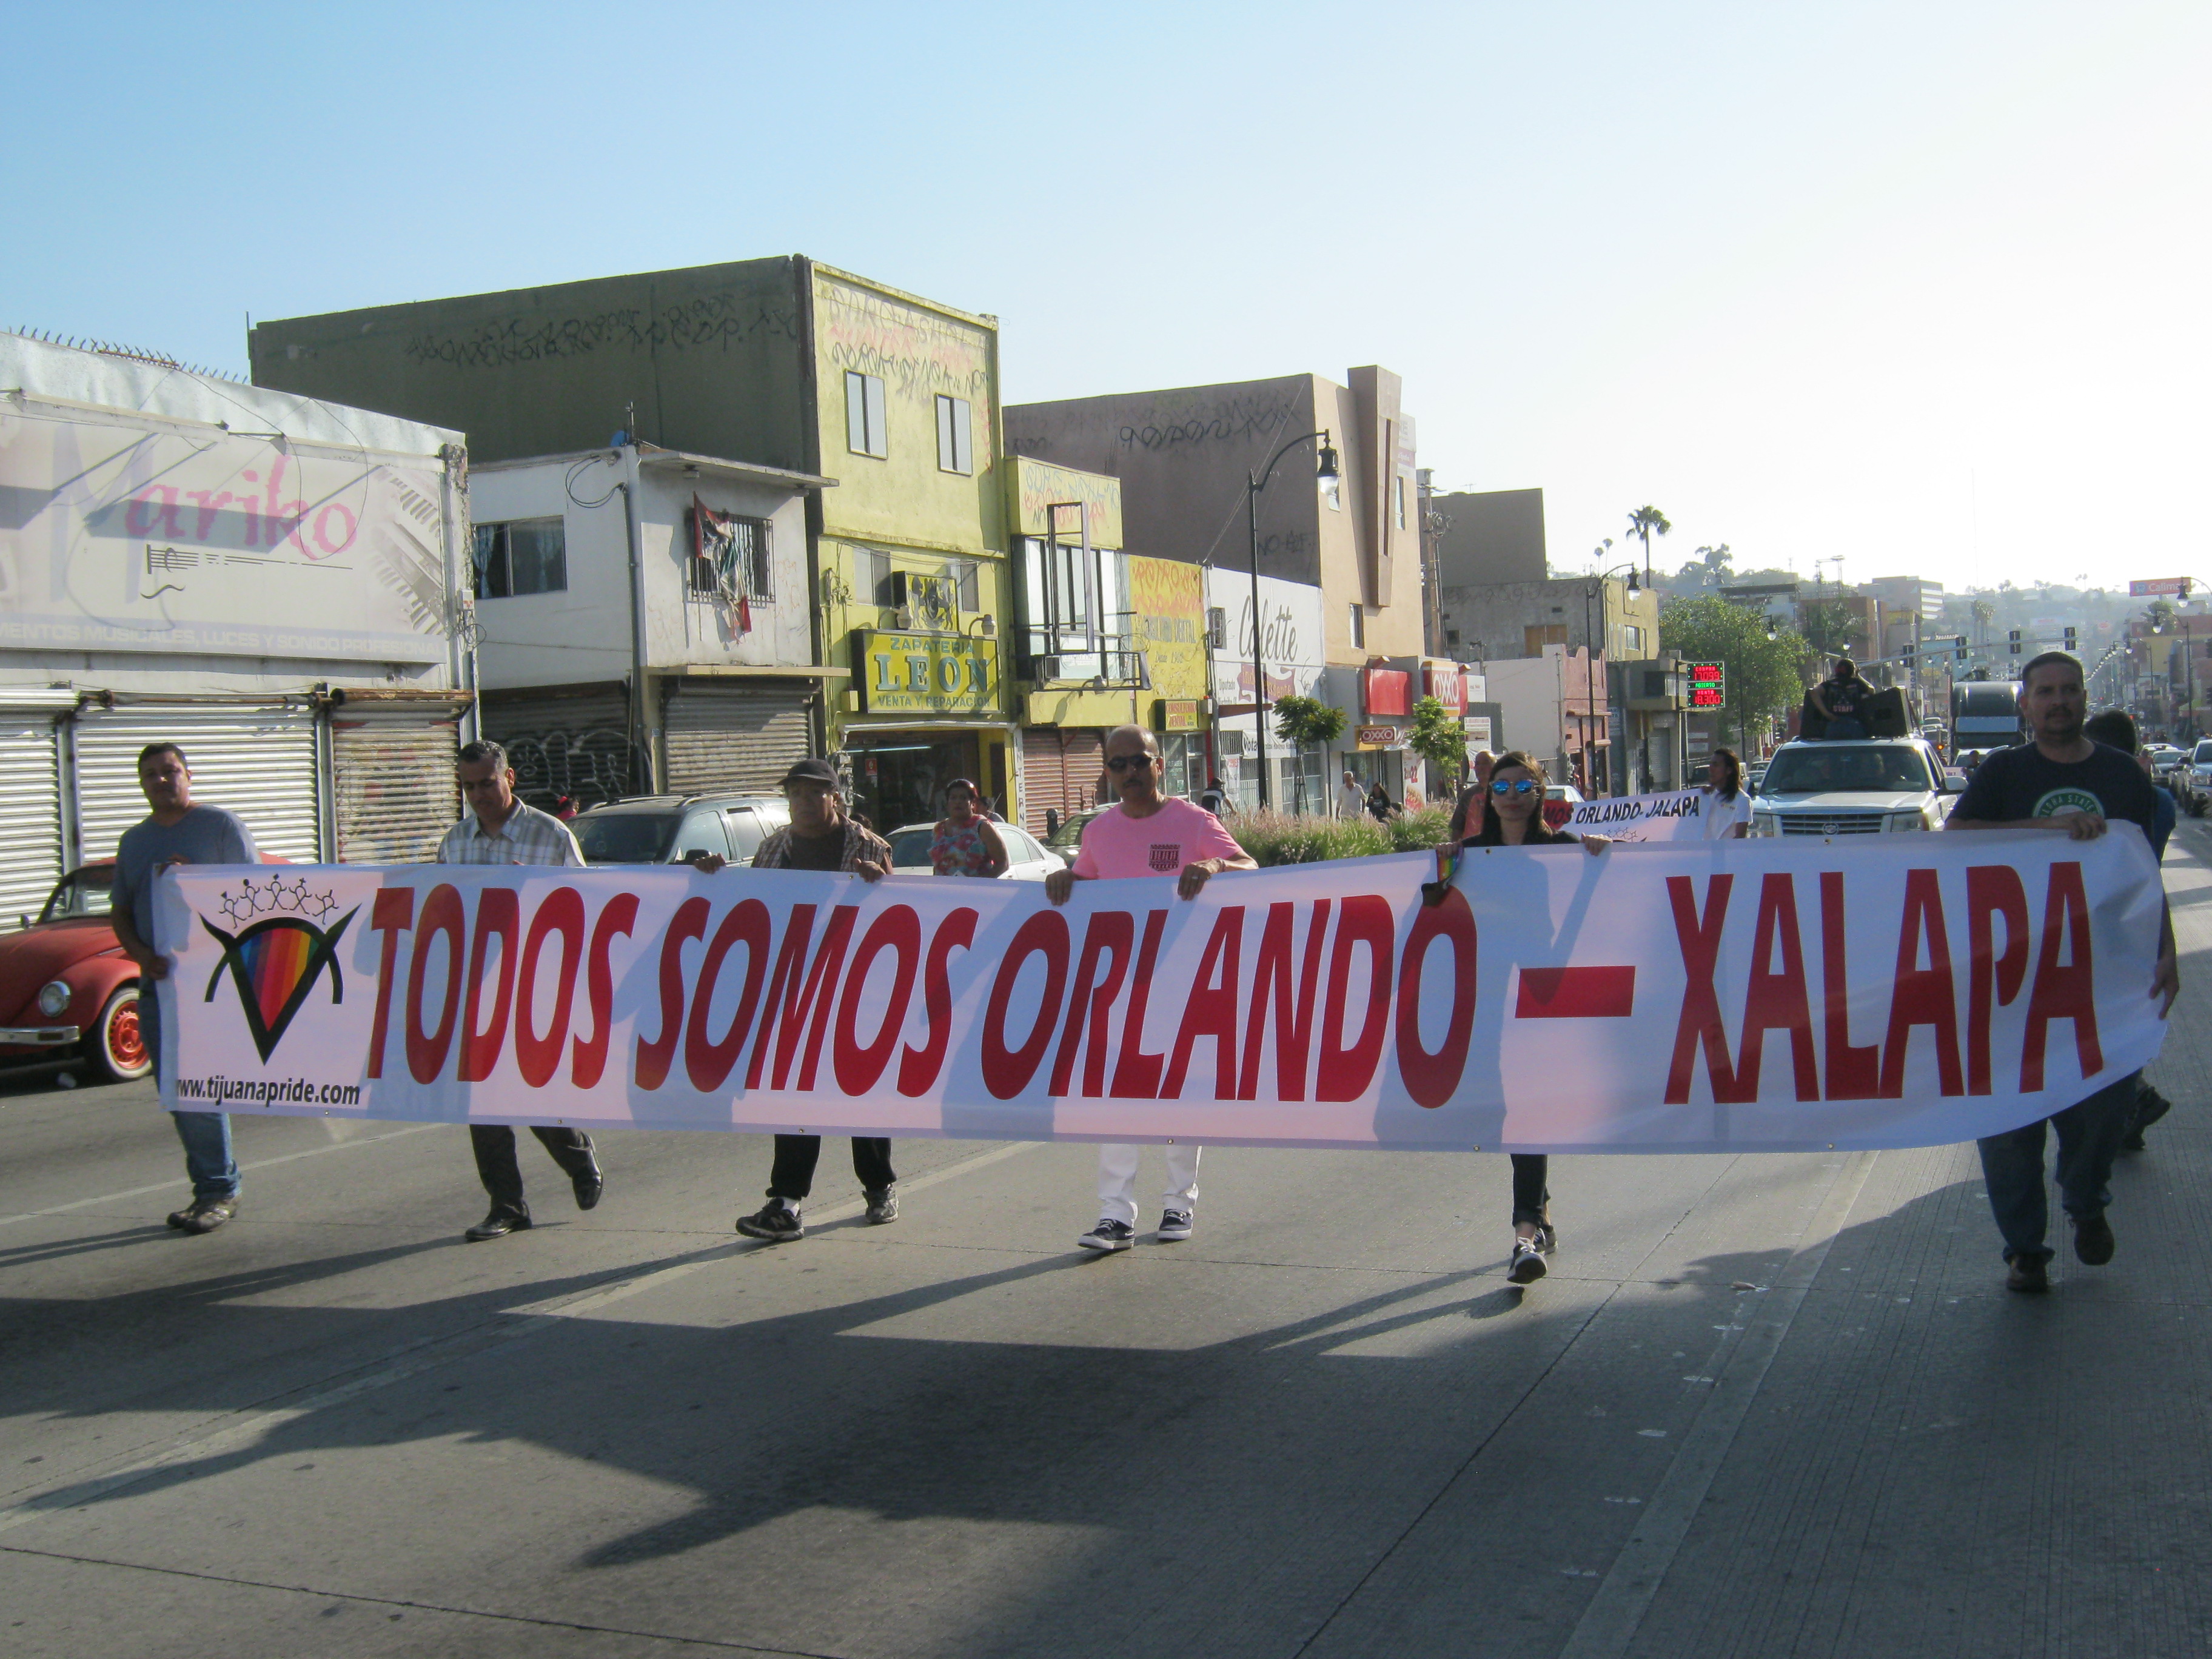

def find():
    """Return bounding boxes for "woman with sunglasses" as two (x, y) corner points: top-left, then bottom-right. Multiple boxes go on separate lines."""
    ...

(928, 777), (1010, 877)
(1443, 750), (1608, 1285)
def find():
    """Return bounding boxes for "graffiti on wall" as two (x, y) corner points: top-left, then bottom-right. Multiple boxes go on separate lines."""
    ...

(1115, 393), (1300, 453)
(816, 278), (992, 406)
(1008, 455), (1122, 546)
(1125, 555), (1207, 700)
(402, 292), (800, 370)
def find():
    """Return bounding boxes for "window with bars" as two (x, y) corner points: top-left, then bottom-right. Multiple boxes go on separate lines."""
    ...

(846, 371), (888, 458)
(689, 509), (773, 602)
(473, 518), (567, 598)
(936, 395), (973, 475)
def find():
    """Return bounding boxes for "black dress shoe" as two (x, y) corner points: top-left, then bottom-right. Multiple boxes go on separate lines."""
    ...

(466, 1208), (532, 1242)
(573, 1165), (603, 1212)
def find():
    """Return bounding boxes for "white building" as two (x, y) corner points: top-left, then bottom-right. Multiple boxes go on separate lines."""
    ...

(464, 447), (831, 808)
(0, 332), (469, 919)
(1206, 566), (1327, 812)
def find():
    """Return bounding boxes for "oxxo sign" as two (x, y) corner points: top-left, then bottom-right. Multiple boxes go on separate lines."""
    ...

(1687, 663), (1726, 709)
(854, 629), (994, 713)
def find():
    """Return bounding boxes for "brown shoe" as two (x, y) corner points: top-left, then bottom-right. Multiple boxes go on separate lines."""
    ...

(167, 1195), (240, 1235)
(2005, 1255), (2050, 1293)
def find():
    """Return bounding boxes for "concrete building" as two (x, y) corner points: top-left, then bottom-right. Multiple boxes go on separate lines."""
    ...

(1486, 647), (1609, 794)
(1007, 367), (1423, 805)
(1432, 488), (1547, 588)
(464, 446), (830, 810)
(0, 332), (471, 922)
(249, 258), (1016, 831)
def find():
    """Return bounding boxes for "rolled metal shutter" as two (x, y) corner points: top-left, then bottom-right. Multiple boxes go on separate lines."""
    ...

(0, 717), (64, 923)
(479, 686), (635, 809)
(333, 708), (462, 865)
(72, 705), (323, 865)
(1021, 727), (1104, 834)
(662, 680), (814, 797)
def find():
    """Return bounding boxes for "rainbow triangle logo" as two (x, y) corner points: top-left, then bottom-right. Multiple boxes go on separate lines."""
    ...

(199, 909), (357, 1063)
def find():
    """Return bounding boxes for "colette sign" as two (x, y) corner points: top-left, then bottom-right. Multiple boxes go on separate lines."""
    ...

(155, 832), (2167, 1155)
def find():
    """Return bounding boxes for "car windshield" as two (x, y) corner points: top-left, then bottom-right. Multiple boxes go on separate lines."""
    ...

(888, 828), (934, 868)
(1047, 811), (1098, 851)
(574, 813), (679, 864)
(37, 866), (113, 924)
(1762, 746), (1932, 794)
(2193, 744), (2212, 763)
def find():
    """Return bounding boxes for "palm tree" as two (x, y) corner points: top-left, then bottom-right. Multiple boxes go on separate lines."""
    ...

(1626, 505), (1671, 586)
(1970, 597), (1995, 649)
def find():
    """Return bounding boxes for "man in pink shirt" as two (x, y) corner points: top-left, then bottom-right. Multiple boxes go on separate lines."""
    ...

(1045, 725), (1257, 1250)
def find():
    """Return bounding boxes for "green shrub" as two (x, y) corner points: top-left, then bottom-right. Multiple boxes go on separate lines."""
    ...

(1225, 807), (1453, 867)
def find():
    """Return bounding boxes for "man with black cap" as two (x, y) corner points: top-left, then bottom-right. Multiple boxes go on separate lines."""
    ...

(703, 758), (899, 1241)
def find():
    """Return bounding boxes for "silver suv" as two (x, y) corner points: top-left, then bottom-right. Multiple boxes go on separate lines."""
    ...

(1750, 737), (1957, 836)
(572, 794), (790, 866)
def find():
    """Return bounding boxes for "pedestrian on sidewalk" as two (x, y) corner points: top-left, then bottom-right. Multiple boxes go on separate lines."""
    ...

(1946, 654), (2178, 1293)
(1046, 725), (1256, 1251)
(1432, 751), (1608, 1285)
(1336, 769), (1366, 820)
(436, 740), (606, 1242)
(702, 759), (899, 1242)
(109, 743), (258, 1236)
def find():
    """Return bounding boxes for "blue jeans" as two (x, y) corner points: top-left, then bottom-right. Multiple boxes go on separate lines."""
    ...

(139, 982), (239, 1201)
(1826, 716), (1868, 740)
(1976, 1070), (2137, 1264)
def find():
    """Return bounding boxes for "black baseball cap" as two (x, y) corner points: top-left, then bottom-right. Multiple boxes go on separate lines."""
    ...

(778, 757), (842, 791)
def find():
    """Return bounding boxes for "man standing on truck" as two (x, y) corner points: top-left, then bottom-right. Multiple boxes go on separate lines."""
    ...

(1945, 654), (2178, 1293)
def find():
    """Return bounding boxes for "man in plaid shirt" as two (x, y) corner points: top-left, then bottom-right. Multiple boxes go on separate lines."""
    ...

(696, 758), (900, 1242)
(435, 740), (606, 1242)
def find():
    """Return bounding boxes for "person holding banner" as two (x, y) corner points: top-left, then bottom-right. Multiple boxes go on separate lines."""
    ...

(1441, 751), (1607, 1285)
(1701, 749), (1752, 840)
(1046, 725), (1256, 1251)
(1946, 653), (2179, 1293)
(437, 742), (606, 1243)
(110, 743), (259, 1236)
(2079, 710), (2177, 1153)
(711, 758), (900, 1242)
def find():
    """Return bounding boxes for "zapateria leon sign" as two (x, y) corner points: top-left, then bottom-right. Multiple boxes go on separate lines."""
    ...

(153, 834), (2167, 1153)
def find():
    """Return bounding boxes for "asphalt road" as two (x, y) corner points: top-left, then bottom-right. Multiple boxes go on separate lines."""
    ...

(4, 830), (2211, 1659)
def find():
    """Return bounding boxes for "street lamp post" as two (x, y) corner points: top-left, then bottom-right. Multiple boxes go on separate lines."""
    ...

(1247, 429), (1339, 811)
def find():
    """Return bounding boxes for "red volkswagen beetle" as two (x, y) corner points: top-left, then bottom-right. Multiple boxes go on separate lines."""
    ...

(0, 863), (147, 1081)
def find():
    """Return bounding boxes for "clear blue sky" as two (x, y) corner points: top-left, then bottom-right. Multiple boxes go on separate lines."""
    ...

(10, 1), (2206, 597)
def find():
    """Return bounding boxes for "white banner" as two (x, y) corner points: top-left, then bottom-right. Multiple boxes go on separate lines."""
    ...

(154, 832), (2168, 1153)
(1561, 788), (1711, 842)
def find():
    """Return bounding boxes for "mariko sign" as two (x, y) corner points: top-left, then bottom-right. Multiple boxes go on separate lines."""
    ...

(156, 833), (2167, 1154)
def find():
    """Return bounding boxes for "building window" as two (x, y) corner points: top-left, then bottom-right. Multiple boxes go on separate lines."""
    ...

(845, 370), (887, 458)
(1394, 474), (1407, 530)
(1618, 623), (1644, 654)
(690, 506), (772, 602)
(1349, 604), (1366, 650)
(1446, 628), (1461, 649)
(935, 395), (973, 475)
(473, 517), (566, 598)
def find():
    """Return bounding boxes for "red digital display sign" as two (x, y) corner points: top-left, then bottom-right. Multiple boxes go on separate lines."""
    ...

(1687, 663), (1726, 708)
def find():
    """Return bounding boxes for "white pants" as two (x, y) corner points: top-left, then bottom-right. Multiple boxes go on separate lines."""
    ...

(1097, 1142), (1201, 1227)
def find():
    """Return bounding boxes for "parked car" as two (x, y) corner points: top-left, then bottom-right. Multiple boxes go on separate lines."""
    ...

(1541, 782), (1585, 832)
(1749, 737), (1959, 837)
(885, 820), (1067, 880)
(1746, 762), (1769, 795)
(2180, 741), (2212, 818)
(0, 862), (146, 1081)
(571, 794), (790, 867)
(2143, 743), (2186, 780)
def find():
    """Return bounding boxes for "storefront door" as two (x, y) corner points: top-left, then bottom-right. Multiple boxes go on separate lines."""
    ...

(846, 732), (982, 834)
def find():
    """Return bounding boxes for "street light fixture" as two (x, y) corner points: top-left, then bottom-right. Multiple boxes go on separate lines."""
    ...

(1246, 429), (1338, 811)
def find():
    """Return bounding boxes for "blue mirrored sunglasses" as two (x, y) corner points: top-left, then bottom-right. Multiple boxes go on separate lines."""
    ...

(1489, 779), (1539, 796)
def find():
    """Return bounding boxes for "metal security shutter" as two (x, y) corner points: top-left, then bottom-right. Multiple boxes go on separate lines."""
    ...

(72, 705), (322, 866)
(0, 719), (64, 923)
(662, 680), (814, 797)
(480, 685), (635, 810)
(333, 708), (462, 865)
(1021, 727), (1104, 835)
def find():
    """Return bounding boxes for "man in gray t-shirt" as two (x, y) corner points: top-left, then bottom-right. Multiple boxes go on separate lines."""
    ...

(109, 743), (258, 1235)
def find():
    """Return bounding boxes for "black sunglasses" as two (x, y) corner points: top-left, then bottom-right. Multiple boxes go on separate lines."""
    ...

(1105, 754), (1157, 773)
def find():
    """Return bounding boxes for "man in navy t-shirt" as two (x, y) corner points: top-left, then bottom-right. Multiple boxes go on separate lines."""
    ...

(1946, 654), (2178, 1293)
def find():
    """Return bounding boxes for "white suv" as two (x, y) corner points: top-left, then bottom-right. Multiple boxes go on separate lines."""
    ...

(1750, 737), (1957, 837)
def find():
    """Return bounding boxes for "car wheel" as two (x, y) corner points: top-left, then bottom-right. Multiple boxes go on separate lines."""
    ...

(85, 985), (152, 1083)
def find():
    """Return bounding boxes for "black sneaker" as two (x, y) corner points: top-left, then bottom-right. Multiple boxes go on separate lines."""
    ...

(1078, 1218), (1135, 1252)
(2071, 1212), (2115, 1265)
(1157, 1209), (1193, 1241)
(166, 1195), (241, 1235)
(1507, 1233), (1549, 1285)
(737, 1201), (804, 1242)
(864, 1187), (899, 1225)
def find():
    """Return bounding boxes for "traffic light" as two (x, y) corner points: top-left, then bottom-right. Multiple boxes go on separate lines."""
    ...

(2064, 625), (2078, 652)
(1955, 634), (1967, 662)
(1902, 643), (1916, 671)
(2008, 628), (2022, 655)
